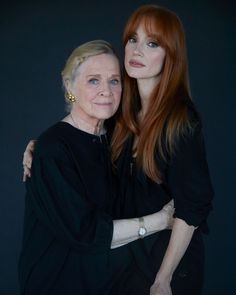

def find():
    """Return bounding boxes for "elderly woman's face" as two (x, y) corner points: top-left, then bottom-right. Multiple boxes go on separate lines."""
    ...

(68, 54), (122, 121)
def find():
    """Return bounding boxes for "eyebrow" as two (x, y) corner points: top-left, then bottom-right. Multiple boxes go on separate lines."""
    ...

(86, 74), (121, 78)
(147, 34), (158, 39)
(130, 32), (157, 39)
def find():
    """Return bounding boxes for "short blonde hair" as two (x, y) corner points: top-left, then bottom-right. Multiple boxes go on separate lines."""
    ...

(62, 40), (118, 86)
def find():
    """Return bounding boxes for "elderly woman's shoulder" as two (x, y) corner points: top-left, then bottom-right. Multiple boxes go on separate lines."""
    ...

(35, 122), (69, 157)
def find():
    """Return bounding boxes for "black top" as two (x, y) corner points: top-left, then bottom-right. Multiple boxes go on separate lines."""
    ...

(116, 110), (213, 228)
(115, 109), (214, 288)
(18, 122), (134, 295)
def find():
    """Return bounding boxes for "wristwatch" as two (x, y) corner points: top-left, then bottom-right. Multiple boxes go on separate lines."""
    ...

(138, 217), (147, 238)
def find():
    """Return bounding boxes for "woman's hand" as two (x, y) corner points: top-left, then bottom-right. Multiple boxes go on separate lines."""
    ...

(22, 140), (37, 182)
(150, 279), (172, 295)
(161, 199), (175, 230)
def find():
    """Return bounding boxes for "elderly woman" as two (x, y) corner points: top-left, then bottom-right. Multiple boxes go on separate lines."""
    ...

(19, 40), (174, 295)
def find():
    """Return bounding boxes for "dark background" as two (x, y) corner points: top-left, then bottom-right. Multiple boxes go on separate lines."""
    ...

(1, 0), (235, 294)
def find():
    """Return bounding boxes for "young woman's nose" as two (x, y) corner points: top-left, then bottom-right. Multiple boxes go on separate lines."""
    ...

(133, 43), (144, 56)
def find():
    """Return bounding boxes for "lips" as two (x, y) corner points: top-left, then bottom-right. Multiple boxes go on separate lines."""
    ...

(129, 59), (145, 68)
(94, 102), (112, 105)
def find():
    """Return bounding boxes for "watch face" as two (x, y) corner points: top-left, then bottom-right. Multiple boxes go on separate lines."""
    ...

(139, 227), (147, 236)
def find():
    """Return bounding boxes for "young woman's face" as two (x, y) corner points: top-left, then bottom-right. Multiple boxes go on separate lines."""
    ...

(68, 54), (122, 122)
(125, 24), (166, 84)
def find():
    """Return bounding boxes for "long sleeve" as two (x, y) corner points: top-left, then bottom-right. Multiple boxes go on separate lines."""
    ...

(167, 122), (214, 229)
(26, 138), (113, 254)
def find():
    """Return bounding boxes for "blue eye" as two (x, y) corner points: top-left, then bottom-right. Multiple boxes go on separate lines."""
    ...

(88, 78), (99, 85)
(128, 37), (136, 43)
(110, 79), (120, 86)
(147, 41), (159, 48)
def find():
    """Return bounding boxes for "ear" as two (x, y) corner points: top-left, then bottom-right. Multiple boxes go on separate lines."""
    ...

(64, 79), (72, 93)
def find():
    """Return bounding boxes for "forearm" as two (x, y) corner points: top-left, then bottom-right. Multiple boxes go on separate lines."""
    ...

(111, 210), (167, 249)
(154, 218), (196, 283)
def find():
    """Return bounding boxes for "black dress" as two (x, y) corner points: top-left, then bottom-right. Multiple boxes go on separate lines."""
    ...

(18, 122), (135, 295)
(115, 111), (214, 295)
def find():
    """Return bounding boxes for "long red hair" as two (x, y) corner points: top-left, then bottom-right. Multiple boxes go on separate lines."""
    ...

(111, 5), (193, 182)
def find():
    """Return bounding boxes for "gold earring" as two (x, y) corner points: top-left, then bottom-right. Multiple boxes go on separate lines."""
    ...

(65, 92), (76, 102)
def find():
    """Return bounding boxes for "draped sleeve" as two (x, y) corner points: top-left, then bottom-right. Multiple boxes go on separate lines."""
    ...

(26, 136), (113, 254)
(167, 121), (214, 230)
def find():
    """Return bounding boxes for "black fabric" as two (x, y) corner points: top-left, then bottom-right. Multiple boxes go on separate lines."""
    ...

(18, 109), (214, 294)
(115, 111), (214, 294)
(18, 122), (133, 295)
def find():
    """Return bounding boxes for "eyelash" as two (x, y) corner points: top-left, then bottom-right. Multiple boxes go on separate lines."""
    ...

(128, 36), (159, 48)
(128, 37), (136, 43)
(147, 41), (159, 48)
(88, 78), (99, 85)
(88, 78), (120, 86)
(110, 79), (120, 85)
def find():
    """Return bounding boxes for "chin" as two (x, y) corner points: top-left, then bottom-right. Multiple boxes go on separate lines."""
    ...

(126, 69), (142, 79)
(94, 111), (116, 120)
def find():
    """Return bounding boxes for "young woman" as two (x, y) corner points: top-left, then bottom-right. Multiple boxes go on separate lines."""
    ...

(111, 5), (214, 295)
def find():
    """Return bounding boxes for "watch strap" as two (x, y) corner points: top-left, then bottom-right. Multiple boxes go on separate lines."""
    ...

(139, 216), (145, 228)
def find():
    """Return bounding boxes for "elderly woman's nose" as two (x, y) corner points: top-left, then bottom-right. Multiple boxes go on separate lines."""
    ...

(99, 82), (112, 96)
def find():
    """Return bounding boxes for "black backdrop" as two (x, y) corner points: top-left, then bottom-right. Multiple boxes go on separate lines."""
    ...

(1, 0), (235, 294)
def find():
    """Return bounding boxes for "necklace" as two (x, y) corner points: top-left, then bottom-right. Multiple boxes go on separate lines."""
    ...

(69, 113), (106, 137)
(70, 113), (80, 129)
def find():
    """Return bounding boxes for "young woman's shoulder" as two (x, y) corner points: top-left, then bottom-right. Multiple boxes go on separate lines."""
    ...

(185, 99), (202, 129)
